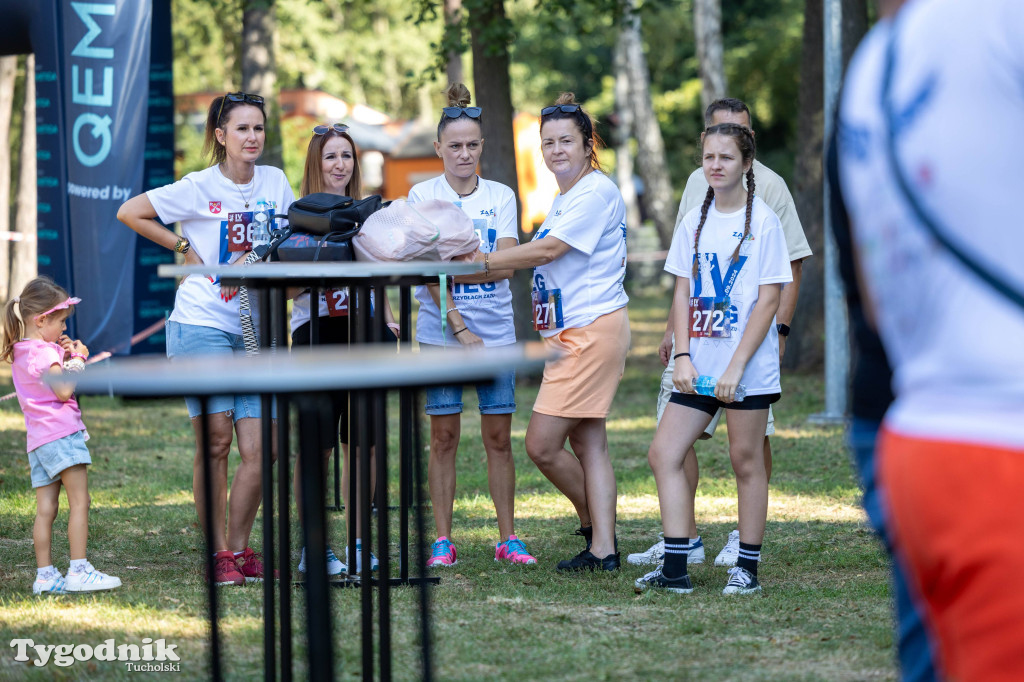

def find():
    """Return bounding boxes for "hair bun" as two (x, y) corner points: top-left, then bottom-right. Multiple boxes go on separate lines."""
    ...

(446, 83), (472, 108)
(554, 92), (578, 106)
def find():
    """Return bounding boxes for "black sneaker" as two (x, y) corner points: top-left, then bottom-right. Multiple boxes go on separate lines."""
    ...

(722, 566), (762, 595)
(556, 549), (620, 572)
(572, 525), (593, 551)
(634, 566), (694, 594)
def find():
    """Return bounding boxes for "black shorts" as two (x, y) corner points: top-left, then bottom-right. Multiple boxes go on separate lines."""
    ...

(292, 316), (350, 446)
(668, 391), (780, 416)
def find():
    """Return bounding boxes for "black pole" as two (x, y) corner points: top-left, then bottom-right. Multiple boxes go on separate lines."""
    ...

(374, 283), (391, 680)
(297, 396), (335, 681)
(412, 390), (433, 682)
(399, 286), (412, 581)
(260, 287), (276, 682)
(198, 400), (223, 682)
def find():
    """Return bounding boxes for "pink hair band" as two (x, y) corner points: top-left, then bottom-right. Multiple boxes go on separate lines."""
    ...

(34, 297), (81, 321)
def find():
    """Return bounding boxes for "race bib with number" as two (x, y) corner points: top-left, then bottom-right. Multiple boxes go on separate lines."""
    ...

(325, 288), (349, 317)
(532, 288), (564, 331)
(689, 296), (732, 338)
(225, 211), (254, 252)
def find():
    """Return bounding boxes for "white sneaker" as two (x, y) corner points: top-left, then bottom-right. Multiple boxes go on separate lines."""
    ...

(722, 566), (761, 595)
(33, 574), (66, 595)
(298, 547), (347, 576)
(64, 562), (121, 592)
(628, 535), (705, 566)
(626, 534), (664, 566)
(347, 544), (379, 573)
(714, 530), (741, 567)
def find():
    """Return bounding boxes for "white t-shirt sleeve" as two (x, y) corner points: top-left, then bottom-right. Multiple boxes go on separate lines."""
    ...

(664, 209), (697, 279)
(546, 188), (616, 256)
(407, 184), (427, 203)
(757, 211), (793, 286)
(147, 176), (199, 226)
(495, 187), (519, 242)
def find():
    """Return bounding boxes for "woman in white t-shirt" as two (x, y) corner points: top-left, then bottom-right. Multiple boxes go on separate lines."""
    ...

(476, 93), (630, 573)
(118, 92), (295, 586)
(411, 84), (536, 568)
(635, 123), (790, 597)
(290, 123), (395, 576)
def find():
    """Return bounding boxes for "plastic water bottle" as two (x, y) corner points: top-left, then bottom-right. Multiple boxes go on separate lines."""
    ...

(253, 198), (271, 249)
(693, 375), (747, 402)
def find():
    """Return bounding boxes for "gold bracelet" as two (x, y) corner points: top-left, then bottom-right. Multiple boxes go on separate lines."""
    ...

(484, 252), (490, 275)
(174, 237), (190, 254)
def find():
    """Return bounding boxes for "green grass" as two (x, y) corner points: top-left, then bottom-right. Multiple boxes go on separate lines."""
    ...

(0, 292), (896, 680)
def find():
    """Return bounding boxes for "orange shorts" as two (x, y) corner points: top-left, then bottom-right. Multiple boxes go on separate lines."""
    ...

(879, 428), (1024, 682)
(532, 307), (630, 419)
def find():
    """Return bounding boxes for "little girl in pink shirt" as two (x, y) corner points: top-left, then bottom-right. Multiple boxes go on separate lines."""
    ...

(1, 276), (120, 594)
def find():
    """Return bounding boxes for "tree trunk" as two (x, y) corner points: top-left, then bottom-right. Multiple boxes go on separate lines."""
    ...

(242, 0), (283, 169)
(0, 56), (16, 300)
(789, 0), (867, 370)
(623, 0), (675, 250)
(613, 31), (641, 235)
(694, 0), (726, 113)
(469, 0), (532, 340)
(444, 0), (464, 86)
(11, 54), (36, 295)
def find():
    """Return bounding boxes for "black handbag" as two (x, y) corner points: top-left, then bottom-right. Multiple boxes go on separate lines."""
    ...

(277, 193), (384, 262)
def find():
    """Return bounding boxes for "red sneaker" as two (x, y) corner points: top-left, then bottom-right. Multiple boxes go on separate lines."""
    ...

(237, 547), (278, 582)
(207, 551), (245, 586)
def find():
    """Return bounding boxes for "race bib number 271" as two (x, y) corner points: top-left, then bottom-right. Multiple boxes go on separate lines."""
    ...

(532, 289), (564, 331)
(689, 296), (732, 338)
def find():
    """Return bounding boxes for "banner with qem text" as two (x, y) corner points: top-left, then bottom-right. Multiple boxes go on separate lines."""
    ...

(34, 0), (153, 353)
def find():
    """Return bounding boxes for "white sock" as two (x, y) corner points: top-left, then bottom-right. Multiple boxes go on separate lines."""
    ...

(69, 558), (88, 574)
(37, 565), (58, 580)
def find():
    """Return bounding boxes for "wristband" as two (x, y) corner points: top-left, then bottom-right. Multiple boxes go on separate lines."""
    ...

(63, 358), (85, 373)
(453, 327), (469, 336)
(673, 352), (690, 360)
(776, 323), (790, 337)
(70, 352), (87, 361)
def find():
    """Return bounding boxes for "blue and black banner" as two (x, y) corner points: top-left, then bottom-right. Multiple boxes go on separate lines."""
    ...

(6, 0), (175, 355)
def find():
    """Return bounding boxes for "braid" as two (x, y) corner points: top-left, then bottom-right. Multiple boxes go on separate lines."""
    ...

(691, 185), (716, 281)
(731, 166), (756, 264)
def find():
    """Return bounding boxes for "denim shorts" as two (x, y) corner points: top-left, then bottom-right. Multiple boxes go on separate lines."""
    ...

(419, 343), (515, 415)
(28, 430), (92, 488)
(165, 320), (272, 421)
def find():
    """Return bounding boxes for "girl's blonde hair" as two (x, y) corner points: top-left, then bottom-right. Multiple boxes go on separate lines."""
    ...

(1, 276), (72, 364)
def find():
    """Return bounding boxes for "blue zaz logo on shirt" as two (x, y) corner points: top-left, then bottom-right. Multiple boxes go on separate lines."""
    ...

(479, 208), (495, 217)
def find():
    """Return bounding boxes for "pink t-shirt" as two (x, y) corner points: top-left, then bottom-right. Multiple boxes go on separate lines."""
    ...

(12, 339), (87, 452)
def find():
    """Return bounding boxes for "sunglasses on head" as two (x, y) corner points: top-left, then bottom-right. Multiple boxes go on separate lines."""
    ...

(216, 92), (265, 125)
(541, 104), (582, 116)
(442, 106), (482, 119)
(313, 123), (350, 136)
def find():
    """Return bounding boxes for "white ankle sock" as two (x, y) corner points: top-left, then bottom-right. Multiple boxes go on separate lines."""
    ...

(69, 558), (88, 574)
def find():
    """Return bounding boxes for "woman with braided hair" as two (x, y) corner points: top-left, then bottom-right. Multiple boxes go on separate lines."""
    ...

(635, 122), (791, 596)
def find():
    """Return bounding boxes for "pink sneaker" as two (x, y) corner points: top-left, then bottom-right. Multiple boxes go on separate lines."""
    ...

(426, 536), (457, 567)
(495, 535), (538, 565)
(237, 547), (278, 583)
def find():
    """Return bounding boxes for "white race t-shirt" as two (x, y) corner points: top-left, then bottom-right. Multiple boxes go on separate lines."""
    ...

(409, 175), (518, 347)
(148, 164), (295, 335)
(531, 171), (628, 337)
(664, 196), (791, 395)
(838, 0), (1024, 448)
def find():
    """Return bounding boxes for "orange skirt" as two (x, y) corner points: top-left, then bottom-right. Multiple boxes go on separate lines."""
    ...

(879, 428), (1024, 681)
(533, 307), (630, 419)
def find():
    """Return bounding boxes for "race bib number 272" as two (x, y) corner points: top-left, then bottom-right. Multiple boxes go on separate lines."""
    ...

(689, 296), (732, 338)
